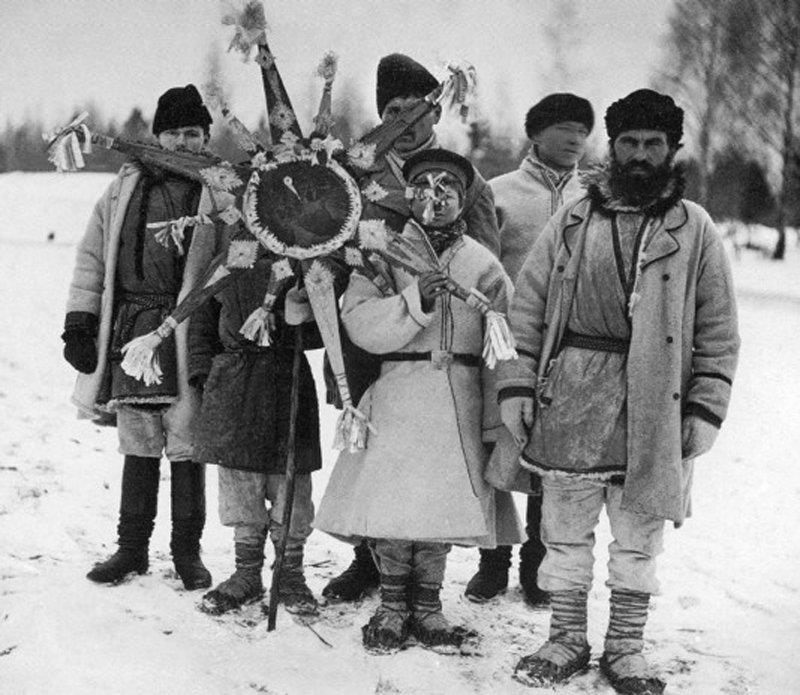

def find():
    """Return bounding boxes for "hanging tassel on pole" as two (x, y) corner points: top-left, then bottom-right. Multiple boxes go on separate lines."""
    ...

(465, 287), (518, 369)
(120, 318), (177, 386)
(239, 258), (294, 345)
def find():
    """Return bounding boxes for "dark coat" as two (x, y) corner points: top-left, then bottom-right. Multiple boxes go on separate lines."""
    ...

(186, 226), (322, 474)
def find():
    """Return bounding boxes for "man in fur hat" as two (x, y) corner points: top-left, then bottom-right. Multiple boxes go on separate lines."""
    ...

(63, 85), (214, 590)
(322, 53), (502, 603)
(498, 89), (739, 693)
(467, 93), (594, 606)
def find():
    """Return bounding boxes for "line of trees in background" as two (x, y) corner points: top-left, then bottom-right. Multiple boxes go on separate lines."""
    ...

(656, 0), (800, 258)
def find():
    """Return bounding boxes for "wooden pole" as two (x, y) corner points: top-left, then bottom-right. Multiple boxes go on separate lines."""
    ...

(267, 325), (304, 631)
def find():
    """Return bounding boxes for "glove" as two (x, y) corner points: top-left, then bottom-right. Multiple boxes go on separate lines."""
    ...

(681, 415), (719, 460)
(284, 285), (314, 326)
(61, 312), (98, 374)
(500, 396), (535, 449)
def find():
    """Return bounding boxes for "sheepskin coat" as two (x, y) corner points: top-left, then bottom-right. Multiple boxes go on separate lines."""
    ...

(496, 185), (740, 524)
(65, 163), (201, 430)
(490, 150), (584, 281)
(314, 223), (522, 547)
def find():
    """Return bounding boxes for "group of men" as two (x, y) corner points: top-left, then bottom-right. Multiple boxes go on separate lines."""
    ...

(62, 52), (739, 694)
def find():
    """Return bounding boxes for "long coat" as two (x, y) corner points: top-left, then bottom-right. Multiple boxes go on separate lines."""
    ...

(489, 151), (584, 282)
(495, 197), (740, 524)
(65, 163), (200, 432)
(314, 225), (522, 546)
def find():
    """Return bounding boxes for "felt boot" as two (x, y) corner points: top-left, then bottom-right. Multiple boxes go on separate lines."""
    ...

(362, 573), (411, 653)
(274, 542), (318, 615)
(464, 546), (511, 602)
(170, 460), (211, 590)
(200, 540), (265, 615)
(322, 539), (379, 602)
(87, 456), (158, 584)
(519, 493), (549, 607)
(513, 589), (591, 687)
(600, 590), (665, 695)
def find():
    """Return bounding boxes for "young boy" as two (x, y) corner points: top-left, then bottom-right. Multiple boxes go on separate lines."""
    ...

(314, 149), (521, 652)
(185, 220), (322, 616)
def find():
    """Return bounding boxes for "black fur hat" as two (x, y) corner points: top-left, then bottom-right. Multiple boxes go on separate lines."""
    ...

(525, 93), (594, 138)
(605, 89), (684, 146)
(376, 54), (439, 117)
(152, 84), (213, 136)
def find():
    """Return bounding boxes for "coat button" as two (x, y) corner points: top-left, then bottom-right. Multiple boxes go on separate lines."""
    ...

(672, 393), (680, 400)
(662, 273), (670, 281)
(666, 336), (673, 344)
(557, 264), (565, 272)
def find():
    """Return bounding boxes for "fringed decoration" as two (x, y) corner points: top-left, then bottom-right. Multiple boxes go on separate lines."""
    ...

(239, 302), (275, 346)
(362, 180), (388, 202)
(316, 51), (338, 83)
(482, 311), (518, 369)
(147, 214), (210, 255)
(221, 0), (268, 60)
(120, 317), (177, 386)
(219, 204), (243, 226)
(271, 258), (294, 280)
(628, 221), (656, 318)
(344, 246), (364, 267)
(440, 61), (478, 122)
(45, 112), (93, 172)
(200, 165), (244, 193)
(312, 51), (338, 136)
(333, 404), (376, 452)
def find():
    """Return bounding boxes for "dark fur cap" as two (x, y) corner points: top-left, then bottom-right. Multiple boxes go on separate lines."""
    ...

(525, 93), (594, 138)
(376, 54), (439, 117)
(152, 84), (212, 136)
(605, 89), (683, 146)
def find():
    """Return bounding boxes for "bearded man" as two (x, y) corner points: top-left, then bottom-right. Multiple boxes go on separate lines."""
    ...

(497, 89), (740, 694)
(322, 53), (501, 603)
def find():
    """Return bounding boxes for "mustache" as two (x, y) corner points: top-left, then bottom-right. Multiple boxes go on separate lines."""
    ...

(621, 160), (656, 175)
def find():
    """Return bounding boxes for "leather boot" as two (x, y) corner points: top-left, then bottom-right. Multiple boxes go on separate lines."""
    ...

(322, 539), (380, 602)
(200, 539), (265, 615)
(170, 460), (211, 590)
(87, 456), (159, 584)
(519, 492), (549, 606)
(465, 546), (511, 602)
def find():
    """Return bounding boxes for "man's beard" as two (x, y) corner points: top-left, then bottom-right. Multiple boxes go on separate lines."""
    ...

(609, 157), (673, 207)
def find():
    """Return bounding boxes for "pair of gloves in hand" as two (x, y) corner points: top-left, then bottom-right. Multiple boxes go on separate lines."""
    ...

(500, 395), (719, 461)
(61, 311), (98, 374)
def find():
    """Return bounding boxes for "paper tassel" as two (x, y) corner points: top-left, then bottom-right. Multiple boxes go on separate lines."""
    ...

(120, 324), (171, 386)
(221, 0), (268, 60)
(239, 304), (274, 346)
(45, 112), (93, 172)
(333, 404), (376, 452)
(482, 310), (518, 369)
(441, 61), (478, 122)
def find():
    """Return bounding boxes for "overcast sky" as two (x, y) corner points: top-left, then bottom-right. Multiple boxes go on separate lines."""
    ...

(1, 0), (673, 145)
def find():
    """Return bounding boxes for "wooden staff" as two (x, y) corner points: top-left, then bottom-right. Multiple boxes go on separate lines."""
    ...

(267, 325), (304, 631)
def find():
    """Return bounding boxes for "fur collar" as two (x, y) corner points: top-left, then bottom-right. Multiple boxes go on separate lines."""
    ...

(581, 161), (686, 217)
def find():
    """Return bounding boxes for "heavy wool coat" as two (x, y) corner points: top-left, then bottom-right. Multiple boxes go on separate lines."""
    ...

(313, 225), (523, 547)
(184, 215), (322, 475)
(490, 151), (584, 282)
(66, 163), (200, 429)
(495, 196), (740, 524)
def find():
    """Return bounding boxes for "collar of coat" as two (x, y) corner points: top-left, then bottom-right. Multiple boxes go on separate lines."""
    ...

(581, 161), (686, 218)
(521, 147), (576, 189)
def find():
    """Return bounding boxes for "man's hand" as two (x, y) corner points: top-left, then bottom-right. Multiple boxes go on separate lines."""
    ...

(418, 270), (449, 313)
(681, 415), (719, 460)
(61, 311), (98, 374)
(284, 285), (313, 326)
(500, 396), (535, 449)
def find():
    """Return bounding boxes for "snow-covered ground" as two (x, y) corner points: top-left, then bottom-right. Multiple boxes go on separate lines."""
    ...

(1, 172), (798, 694)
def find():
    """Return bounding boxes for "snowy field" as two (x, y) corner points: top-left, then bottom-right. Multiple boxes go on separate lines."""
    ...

(1, 172), (799, 694)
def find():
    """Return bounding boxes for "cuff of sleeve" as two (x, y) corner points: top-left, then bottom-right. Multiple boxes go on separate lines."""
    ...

(401, 281), (434, 328)
(498, 386), (536, 403)
(683, 402), (722, 429)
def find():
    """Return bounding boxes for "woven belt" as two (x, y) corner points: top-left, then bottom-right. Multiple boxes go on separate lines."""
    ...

(561, 330), (629, 354)
(382, 351), (482, 367)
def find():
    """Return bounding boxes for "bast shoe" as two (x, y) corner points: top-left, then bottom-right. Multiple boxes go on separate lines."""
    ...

(513, 641), (591, 687)
(599, 653), (666, 695)
(362, 605), (411, 654)
(199, 569), (264, 616)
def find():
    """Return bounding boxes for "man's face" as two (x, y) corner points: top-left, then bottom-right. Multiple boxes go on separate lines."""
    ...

(381, 96), (440, 154)
(532, 121), (589, 170)
(157, 125), (208, 153)
(612, 129), (670, 174)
